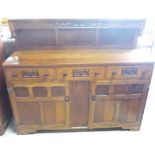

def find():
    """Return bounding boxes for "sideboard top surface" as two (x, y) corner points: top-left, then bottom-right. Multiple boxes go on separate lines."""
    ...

(3, 49), (155, 67)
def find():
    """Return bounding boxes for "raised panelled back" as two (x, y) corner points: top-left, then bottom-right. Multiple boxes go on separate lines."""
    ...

(16, 29), (56, 49)
(99, 28), (137, 48)
(9, 19), (145, 50)
(59, 29), (96, 46)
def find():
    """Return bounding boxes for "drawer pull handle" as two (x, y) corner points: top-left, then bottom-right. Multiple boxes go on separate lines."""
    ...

(91, 96), (96, 101)
(12, 72), (17, 78)
(63, 73), (68, 78)
(65, 96), (70, 101)
(141, 71), (147, 79)
(44, 72), (49, 78)
(112, 72), (117, 77)
(94, 72), (99, 77)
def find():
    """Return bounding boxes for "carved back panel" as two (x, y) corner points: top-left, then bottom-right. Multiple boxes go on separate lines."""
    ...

(9, 19), (145, 50)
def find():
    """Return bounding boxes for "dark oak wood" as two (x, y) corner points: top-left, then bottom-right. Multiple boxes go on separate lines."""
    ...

(3, 50), (154, 134)
(2, 18), (152, 134)
(8, 19), (145, 50)
(0, 34), (11, 135)
(70, 81), (90, 127)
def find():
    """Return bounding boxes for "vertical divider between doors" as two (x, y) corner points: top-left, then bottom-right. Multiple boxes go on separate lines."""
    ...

(88, 81), (96, 128)
(65, 82), (70, 128)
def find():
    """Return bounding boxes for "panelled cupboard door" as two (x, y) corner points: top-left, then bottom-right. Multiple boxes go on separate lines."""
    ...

(8, 83), (70, 128)
(90, 82), (146, 128)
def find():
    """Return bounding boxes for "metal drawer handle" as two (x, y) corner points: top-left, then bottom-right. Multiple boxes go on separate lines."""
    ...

(141, 71), (147, 79)
(112, 71), (117, 76)
(44, 72), (49, 78)
(112, 71), (117, 79)
(91, 96), (96, 101)
(65, 96), (70, 101)
(12, 72), (17, 78)
(94, 72), (99, 77)
(63, 73), (68, 78)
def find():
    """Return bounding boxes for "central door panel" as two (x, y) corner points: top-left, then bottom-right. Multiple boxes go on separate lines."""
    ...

(70, 81), (90, 127)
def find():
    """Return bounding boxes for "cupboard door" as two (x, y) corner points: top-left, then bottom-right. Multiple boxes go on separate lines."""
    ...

(90, 82), (116, 127)
(70, 81), (90, 127)
(43, 83), (70, 128)
(9, 83), (70, 128)
(90, 82), (145, 128)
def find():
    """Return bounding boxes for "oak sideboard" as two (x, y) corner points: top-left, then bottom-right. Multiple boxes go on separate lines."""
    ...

(3, 49), (154, 134)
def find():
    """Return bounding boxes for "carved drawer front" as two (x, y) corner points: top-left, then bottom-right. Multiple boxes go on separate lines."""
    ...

(107, 64), (153, 80)
(5, 68), (55, 82)
(56, 66), (105, 80)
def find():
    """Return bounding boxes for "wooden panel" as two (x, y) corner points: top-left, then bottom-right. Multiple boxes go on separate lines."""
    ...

(51, 86), (65, 97)
(55, 101), (66, 124)
(99, 28), (137, 48)
(16, 29), (56, 49)
(118, 99), (141, 122)
(3, 50), (154, 67)
(70, 81), (90, 127)
(9, 19), (145, 49)
(14, 87), (29, 97)
(60, 29), (96, 46)
(44, 101), (66, 125)
(96, 85), (110, 95)
(94, 99), (115, 123)
(33, 87), (48, 97)
(128, 84), (144, 94)
(113, 85), (127, 95)
(17, 101), (41, 125)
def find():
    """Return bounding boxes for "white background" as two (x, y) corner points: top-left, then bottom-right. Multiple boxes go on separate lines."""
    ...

(0, 1), (155, 155)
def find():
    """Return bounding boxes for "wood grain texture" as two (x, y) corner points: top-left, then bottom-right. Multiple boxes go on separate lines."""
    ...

(70, 81), (90, 127)
(3, 50), (154, 134)
(8, 19), (145, 50)
(3, 49), (155, 67)
(3, 19), (154, 134)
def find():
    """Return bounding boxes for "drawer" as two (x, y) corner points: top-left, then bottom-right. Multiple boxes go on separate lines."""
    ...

(107, 64), (153, 80)
(5, 68), (55, 82)
(56, 66), (105, 80)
